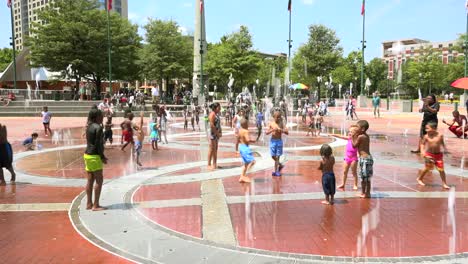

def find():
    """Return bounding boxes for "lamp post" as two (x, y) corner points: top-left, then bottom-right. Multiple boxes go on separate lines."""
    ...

(317, 76), (322, 103)
(419, 73), (423, 98)
(386, 75), (390, 110)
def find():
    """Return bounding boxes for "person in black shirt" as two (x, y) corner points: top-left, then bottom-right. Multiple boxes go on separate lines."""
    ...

(0, 123), (16, 185)
(83, 109), (108, 211)
(412, 94), (440, 153)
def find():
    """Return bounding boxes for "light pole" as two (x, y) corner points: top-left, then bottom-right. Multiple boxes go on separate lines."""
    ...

(317, 76), (322, 103)
(386, 75), (390, 110)
(419, 73), (423, 98)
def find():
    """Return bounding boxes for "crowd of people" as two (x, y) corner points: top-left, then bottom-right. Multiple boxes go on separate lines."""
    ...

(1, 91), (466, 209)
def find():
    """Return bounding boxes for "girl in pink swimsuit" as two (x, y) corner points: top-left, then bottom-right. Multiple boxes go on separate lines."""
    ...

(338, 125), (359, 190)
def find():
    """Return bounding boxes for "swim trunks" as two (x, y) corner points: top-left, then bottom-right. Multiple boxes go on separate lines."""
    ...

(135, 140), (142, 155)
(322, 172), (336, 196)
(122, 130), (133, 143)
(358, 156), (374, 182)
(424, 152), (444, 171)
(270, 138), (283, 157)
(83, 154), (103, 172)
(239, 144), (254, 164)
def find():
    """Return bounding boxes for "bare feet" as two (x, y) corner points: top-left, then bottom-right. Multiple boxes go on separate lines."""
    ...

(417, 179), (426, 186)
(137, 162), (143, 167)
(0, 181), (6, 186)
(239, 176), (251, 183)
(86, 204), (93, 210)
(337, 184), (345, 190)
(356, 193), (366, 198)
(353, 185), (358, 190)
(92, 206), (107, 211)
(443, 184), (450, 190)
(321, 200), (331, 205)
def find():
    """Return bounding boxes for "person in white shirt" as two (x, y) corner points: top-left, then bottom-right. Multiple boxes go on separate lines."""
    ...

(129, 95), (135, 110)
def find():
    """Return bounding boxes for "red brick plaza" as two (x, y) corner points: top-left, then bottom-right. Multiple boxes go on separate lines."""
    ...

(1, 105), (467, 263)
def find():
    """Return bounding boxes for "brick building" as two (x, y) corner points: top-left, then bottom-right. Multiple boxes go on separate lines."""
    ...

(382, 38), (463, 80)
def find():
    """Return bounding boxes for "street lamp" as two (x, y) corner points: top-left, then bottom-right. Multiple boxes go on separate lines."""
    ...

(317, 76), (322, 103)
(386, 75), (390, 110)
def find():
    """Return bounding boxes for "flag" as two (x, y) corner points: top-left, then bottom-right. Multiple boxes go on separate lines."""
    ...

(107, 0), (112, 11)
(466, 0), (468, 11)
(288, 0), (292, 11)
(361, 0), (365, 15)
(7, 0), (12, 8)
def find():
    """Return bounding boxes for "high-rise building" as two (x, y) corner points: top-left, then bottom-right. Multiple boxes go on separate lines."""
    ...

(11, 0), (128, 51)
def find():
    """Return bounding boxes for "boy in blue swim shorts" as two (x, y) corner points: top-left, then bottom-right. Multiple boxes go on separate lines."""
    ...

(238, 119), (256, 183)
(266, 110), (289, 176)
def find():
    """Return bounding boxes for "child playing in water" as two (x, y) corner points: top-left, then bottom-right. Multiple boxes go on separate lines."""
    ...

(238, 119), (256, 183)
(266, 110), (289, 176)
(256, 110), (264, 141)
(315, 113), (324, 136)
(352, 120), (373, 198)
(134, 112), (145, 167)
(233, 110), (244, 153)
(103, 116), (113, 145)
(417, 122), (450, 189)
(319, 144), (335, 205)
(149, 118), (159, 150)
(120, 112), (134, 151)
(183, 107), (188, 131)
(306, 115), (316, 136)
(41, 106), (52, 136)
(338, 125), (359, 190)
(23, 132), (39, 150)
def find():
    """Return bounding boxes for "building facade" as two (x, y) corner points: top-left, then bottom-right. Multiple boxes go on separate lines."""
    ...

(11, 0), (128, 51)
(382, 38), (463, 80)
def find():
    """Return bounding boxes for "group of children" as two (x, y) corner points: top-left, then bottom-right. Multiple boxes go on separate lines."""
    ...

(237, 109), (451, 206)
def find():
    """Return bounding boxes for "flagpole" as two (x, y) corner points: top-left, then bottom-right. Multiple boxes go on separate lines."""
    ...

(9, 1), (17, 90)
(465, 5), (467, 97)
(200, 1), (204, 100)
(107, 1), (112, 94)
(360, 0), (366, 96)
(288, 1), (292, 94)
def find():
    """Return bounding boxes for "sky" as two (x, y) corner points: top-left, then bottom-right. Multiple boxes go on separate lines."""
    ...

(0, 0), (466, 61)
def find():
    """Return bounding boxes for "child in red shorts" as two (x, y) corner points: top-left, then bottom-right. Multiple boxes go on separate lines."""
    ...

(417, 122), (450, 189)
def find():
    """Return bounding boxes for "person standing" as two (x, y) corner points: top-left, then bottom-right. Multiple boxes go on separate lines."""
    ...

(412, 94), (440, 153)
(83, 109), (107, 211)
(372, 92), (381, 118)
(465, 97), (468, 116)
(449, 92), (454, 104)
(0, 123), (16, 185)
(208, 103), (222, 170)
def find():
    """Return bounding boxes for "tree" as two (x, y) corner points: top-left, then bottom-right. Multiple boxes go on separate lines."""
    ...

(330, 51), (362, 97)
(292, 24), (343, 98)
(366, 58), (387, 94)
(141, 19), (193, 87)
(0, 48), (16, 72)
(27, 0), (141, 92)
(205, 26), (261, 94)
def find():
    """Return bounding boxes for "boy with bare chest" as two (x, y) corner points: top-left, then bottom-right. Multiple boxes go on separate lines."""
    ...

(266, 110), (289, 176)
(352, 120), (373, 198)
(238, 119), (256, 183)
(417, 122), (450, 189)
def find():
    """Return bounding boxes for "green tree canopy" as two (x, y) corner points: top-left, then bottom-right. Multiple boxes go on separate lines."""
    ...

(140, 19), (193, 84)
(205, 25), (261, 93)
(292, 24), (343, 98)
(27, 0), (141, 92)
(0, 48), (16, 72)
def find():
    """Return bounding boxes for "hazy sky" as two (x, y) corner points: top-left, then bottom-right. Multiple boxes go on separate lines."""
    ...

(0, 0), (466, 61)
